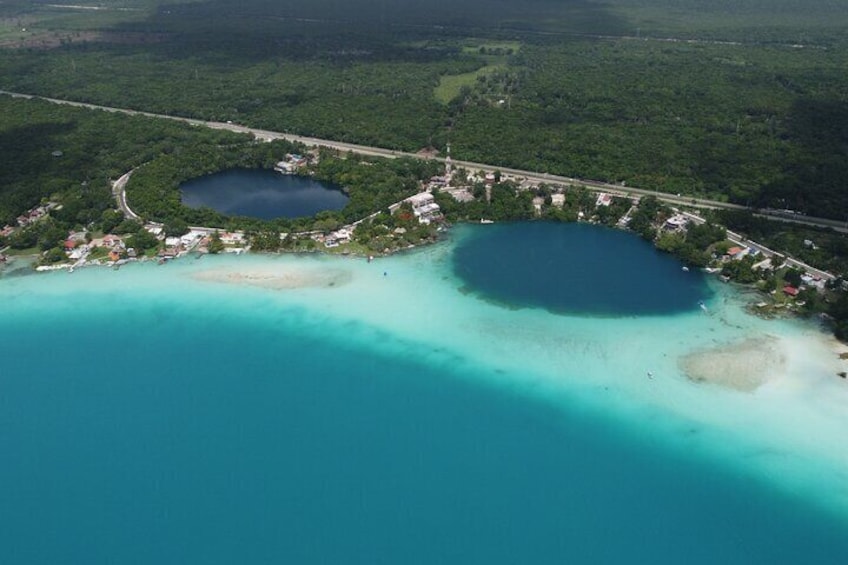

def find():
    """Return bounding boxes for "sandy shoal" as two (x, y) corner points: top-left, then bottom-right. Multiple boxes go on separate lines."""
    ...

(678, 336), (785, 392)
(191, 265), (352, 290)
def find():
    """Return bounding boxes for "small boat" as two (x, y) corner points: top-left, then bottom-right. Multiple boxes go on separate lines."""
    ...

(699, 300), (708, 312)
(682, 266), (689, 272)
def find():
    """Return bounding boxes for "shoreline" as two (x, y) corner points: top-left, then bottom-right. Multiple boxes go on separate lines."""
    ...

(2, 217), (843, 345)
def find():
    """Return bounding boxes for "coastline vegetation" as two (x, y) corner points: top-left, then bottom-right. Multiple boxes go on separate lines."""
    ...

(1, 1), (846, 217)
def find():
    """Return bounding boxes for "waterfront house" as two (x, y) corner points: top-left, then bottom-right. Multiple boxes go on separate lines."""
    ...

(406, 192), (443, 225)
(551, 193), (565, 208)
(68, 245), (88, 260)
(333, 228), (352, 244)
(783, 285), (800, 297)
(220, 232), (245, 245)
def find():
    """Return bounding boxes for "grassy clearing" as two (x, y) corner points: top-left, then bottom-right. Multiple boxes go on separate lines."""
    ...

(0, 18), (31, 42)
(435, 39), (520, 104)
(460, 40), (521, 55)
(434, 64), (504, 104)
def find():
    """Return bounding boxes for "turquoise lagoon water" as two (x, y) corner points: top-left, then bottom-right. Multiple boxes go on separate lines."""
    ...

(1, 224), (848, 564)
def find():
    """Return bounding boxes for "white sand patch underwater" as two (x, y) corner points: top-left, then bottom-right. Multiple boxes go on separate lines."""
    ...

(3, 234), (848, 522)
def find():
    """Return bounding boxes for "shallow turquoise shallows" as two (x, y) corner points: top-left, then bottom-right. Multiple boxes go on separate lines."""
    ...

(1, 224), (847, 564)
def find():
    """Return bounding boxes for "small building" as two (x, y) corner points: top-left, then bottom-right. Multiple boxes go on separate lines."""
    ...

(64, 239), (78, 251)
(68, 247), (86, 260)
(220, 232), (245, 245)
(102, 234), (122, 248)
(596, 193), (613, 207)
(181, 232), (203, 247)
(551, 194), (565, 208)
(333, 228), (352, 243)
(532, 196), (544, 215)
(663, 214), (689, 232)
(726, 246), (748, 260)
(404, 192), (443, 225)
(783, 285), (800, 297)
(444, 188), (474, 203)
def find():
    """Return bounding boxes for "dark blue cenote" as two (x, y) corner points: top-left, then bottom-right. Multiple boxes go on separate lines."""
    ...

(453, 222), (712, 315)
(180, 168), (349, 219)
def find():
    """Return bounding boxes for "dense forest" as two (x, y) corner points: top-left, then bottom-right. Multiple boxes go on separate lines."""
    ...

(1, 0), (847, 218)
(0, 95), (248, 227)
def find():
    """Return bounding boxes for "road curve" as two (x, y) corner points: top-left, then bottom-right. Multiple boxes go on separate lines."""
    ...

(3, 89), (845, 233)
(111, 169), (141, 221)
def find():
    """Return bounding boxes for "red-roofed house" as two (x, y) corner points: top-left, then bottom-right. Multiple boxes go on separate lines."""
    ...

(64, 239), (77, 250)
(783, 285), (800, 297)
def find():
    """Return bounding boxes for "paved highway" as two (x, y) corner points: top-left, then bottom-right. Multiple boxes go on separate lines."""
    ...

(3, 89), (845, 233)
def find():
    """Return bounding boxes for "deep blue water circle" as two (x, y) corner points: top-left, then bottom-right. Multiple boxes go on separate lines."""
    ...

(452, 222), (712, 316)
(180, 168), (348, 219)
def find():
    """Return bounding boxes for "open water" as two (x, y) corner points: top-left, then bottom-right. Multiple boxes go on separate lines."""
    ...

(180, 168), (348, 219)
(1, 223), (847, 564)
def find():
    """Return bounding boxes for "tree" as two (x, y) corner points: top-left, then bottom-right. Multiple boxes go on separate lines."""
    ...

(100, 209), (124, 233)
(783, 268), (803, 287)
(163, 218), (189, 237)
(115, 219), (142, 235)
(126, 229), (160, 253)
(38, 225), (66, 251)
(249, 230), (281, 252)
(208, 231), (225, 254)
(42, 247), (67, 264)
